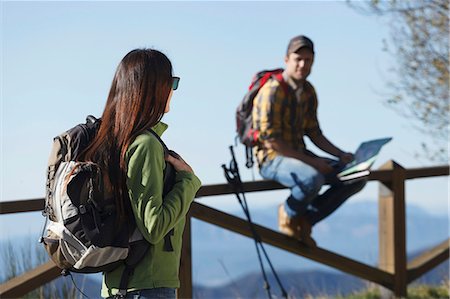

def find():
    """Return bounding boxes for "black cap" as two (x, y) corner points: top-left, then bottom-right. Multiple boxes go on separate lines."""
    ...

(287, 35), (314, 55)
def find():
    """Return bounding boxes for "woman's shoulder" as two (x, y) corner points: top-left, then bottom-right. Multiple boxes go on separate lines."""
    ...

(128, 131), (164, 157)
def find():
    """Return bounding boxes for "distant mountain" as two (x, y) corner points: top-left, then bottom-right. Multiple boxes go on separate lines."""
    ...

(194, 259), (449, 299)
(194, 270), (365, 299)
(41, 258), (449, 299)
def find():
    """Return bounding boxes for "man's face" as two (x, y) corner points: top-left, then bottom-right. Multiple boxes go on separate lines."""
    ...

(284, 48), (314, 81)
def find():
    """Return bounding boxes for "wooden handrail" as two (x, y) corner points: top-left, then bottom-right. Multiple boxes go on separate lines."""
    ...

(0, 261), (60, 298)
(407, 238), (450, 283)
(1, 165), (448, 215)
(0, 198), (44, 215)
(190, 202), (394, 289)
(405, 165), (449, 180)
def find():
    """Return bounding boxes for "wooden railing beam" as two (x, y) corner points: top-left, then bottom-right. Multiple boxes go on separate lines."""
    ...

(405, 166), (449, 180)
(0, 261), (60, 298)
(407, 238), (450, 283)
(178, 213), (193, 299)
(190, 202), (394, 290)
(1, 165), (448, 215)
(378, 160), (407, 298)
(0, 198), (44, 215)
(195, 180), (285, 197)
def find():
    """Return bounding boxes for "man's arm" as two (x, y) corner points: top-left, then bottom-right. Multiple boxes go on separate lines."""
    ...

(264, 138), (334, 174)
(309, 133), (353, 164)
(302, 83), (353, 165)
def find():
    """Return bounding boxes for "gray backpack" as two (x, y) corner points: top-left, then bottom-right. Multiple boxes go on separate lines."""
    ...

(40, 116), (175, 296)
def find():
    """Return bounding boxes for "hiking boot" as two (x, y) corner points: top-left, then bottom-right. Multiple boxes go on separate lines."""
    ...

(278, 204), (317, 247)
(278, 204), (301, 239)
(297, 216), (317, 248)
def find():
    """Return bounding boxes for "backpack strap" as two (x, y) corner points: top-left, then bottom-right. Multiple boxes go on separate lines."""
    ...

(115, 266), (133, 298)
(147, 129), (169, 155)
(273, 72), (289, 95)
(253, 72), (274, 90)
(147, 129), (175, 252)
(245, 146), (254, 169)
(115, 233), (152, 298)
(115, 129), (176, 297)
(244, 70), (289, 169)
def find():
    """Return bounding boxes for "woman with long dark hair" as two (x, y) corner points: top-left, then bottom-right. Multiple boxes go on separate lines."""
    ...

(82, 49), (201, 298)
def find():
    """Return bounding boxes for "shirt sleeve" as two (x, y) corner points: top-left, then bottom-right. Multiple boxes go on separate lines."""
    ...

(253, 80), (286, 141)
(303, 83), (322, 138)
(126, 133), (202, 244)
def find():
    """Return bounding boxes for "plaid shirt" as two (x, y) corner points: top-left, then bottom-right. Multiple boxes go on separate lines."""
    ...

(252, 75), (322, 166)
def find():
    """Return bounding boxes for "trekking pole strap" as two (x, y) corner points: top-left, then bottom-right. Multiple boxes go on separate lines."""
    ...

(245, 146), (254, 168)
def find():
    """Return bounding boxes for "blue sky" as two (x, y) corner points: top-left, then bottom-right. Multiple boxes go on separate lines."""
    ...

(1, 1), (448, 240)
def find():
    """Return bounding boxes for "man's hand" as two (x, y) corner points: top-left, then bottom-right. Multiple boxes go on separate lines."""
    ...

(312, 158), (334, 174)
(339, 152), (354, 164)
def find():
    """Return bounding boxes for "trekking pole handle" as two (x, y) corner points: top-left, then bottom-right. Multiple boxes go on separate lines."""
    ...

(221, 164), (232, 183)
(228, 146), (242, 181)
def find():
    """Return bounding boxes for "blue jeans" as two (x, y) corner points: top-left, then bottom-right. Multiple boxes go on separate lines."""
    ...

(112, 288), (176, 299)
(260, 155), (366, 225)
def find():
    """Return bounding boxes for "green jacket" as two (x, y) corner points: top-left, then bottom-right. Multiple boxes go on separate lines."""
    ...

(102, 122), (202, 297)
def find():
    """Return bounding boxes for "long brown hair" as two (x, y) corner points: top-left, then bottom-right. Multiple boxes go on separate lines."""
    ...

(81, 49), (173, 221)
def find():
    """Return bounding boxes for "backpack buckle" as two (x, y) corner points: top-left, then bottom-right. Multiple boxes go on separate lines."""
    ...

(79, 205), (87, 214)
(114, 289), (127, 299)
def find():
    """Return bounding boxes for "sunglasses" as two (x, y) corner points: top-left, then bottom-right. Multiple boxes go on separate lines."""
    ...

(172, 76), (180, 90)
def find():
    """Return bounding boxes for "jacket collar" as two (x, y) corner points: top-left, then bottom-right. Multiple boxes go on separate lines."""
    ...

(282, 71), (306, 92)
(151, 122), (168, 137)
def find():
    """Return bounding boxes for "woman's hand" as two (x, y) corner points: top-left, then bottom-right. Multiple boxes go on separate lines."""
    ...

(165, 153), (194, 174)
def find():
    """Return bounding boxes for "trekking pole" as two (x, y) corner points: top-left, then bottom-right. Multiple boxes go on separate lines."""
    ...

(229, 146), (288, 299)
(222, 145), (289, 299)
(222, 160), (287, 299)
(228, 145), (288, 299)
(222, 165), (273, 299)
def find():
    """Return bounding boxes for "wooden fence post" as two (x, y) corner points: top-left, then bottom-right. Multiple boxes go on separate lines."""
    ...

(178, 213), (192, 299)
(378, 160), (407, 298)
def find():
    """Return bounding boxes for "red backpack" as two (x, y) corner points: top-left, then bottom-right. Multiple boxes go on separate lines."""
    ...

(235, 69), (289, 167)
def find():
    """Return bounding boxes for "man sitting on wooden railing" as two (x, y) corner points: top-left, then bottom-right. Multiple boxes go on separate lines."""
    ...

(252, 35), (366, 247)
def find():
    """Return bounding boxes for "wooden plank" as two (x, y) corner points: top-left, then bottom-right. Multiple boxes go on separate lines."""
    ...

(378, 179), (394, 274)
(407, 238), (450, 283)
(178, 213), (192, 299)
(195, 165), (449, 198)
(405, 165), (449, 180)
(0, 261), (61, 298)
(392, 162), (407, 298)
(2, 164), (448, 215)
(196, 180), (285, 198)
(195, 172), (394, 199)
(378, 160), (407, 297)
(0, 198), (44, 215)
(190, 202), (394, 290)
(368, 169), (393, 183)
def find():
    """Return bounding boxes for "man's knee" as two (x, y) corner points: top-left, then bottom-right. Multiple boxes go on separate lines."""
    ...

(309, 173), (325, 194)
(342, 179), (367, 196)
(292, 171), (324, 197)
(350, 179), (366, 190)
